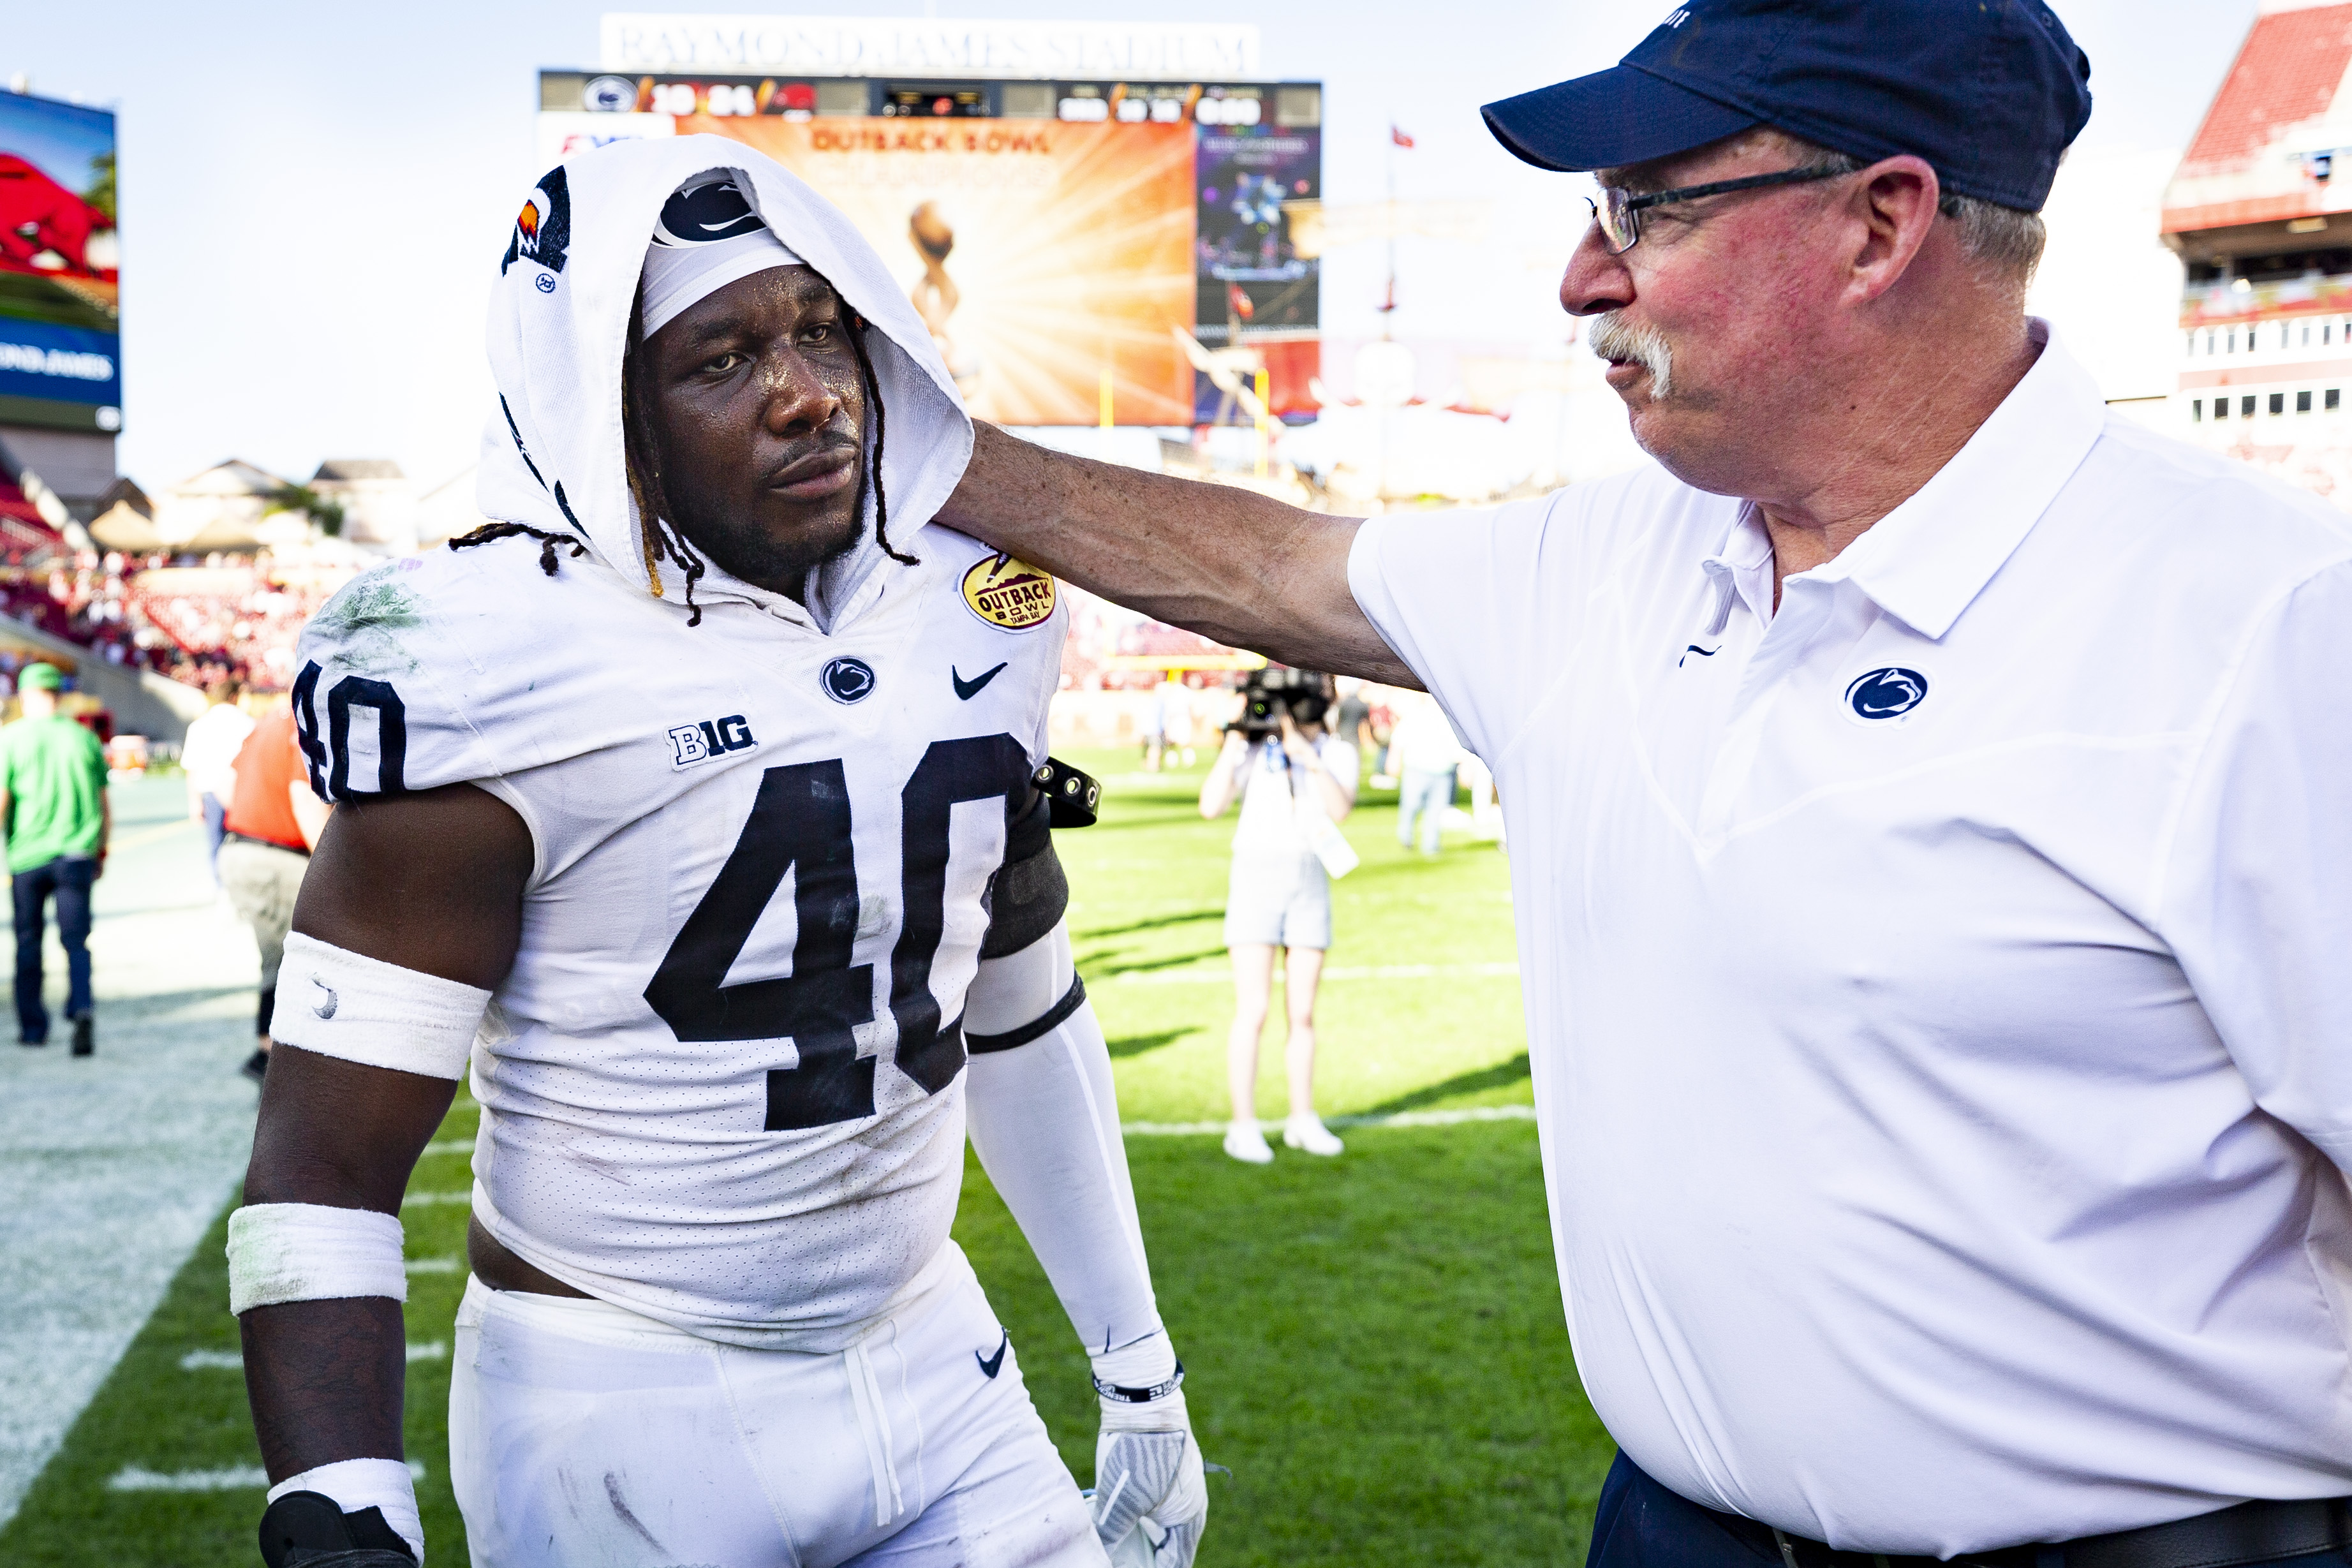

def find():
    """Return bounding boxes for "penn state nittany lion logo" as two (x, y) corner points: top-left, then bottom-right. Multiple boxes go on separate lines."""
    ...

(1845, 666), (1929, 722)
(822, 656), (876, 705)
(501, 166), (572, 276)
(960, 554), (1057, 631)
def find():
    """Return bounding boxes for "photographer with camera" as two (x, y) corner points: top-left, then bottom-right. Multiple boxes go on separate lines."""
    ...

(1199, 669), (1359, 1164)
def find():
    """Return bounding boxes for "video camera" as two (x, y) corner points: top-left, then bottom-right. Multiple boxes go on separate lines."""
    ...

(1229, 667), (1332, 739)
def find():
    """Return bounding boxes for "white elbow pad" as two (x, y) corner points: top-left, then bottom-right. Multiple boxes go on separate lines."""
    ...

(227, 1202), (407, 1315)
(269, 933), (492, 1081)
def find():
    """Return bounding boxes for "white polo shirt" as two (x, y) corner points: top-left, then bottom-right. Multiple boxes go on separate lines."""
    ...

(1349, 324), (2352, 1556)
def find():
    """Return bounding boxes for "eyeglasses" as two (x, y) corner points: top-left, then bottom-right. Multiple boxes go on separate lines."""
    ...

(1585, 165), (1852, 255)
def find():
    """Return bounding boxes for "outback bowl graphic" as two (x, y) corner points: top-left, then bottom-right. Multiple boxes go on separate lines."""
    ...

(960, 554), (1057, 631)
(1844, 666), (1929, 721)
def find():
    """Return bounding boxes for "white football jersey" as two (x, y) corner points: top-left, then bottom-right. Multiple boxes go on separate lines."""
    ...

(292, 529), (1068, 1349)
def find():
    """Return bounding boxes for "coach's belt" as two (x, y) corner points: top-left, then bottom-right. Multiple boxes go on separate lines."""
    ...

(1743, 1495), (2352, 1568)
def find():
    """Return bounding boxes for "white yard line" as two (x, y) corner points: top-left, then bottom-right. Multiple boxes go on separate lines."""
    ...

(108, 1459), (424, 1493)
(0, 780), (267, 1531)
(1106, 961), (1520, 986)
(178, 1342), (445, 1372)
(1125, 1104), (1537, 1136)
(404, 1256), (462, 1275)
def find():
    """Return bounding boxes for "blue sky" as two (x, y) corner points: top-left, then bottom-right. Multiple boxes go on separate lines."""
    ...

(4, 1), (2257, 492)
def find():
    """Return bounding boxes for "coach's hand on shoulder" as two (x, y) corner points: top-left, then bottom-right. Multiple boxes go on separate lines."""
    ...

(1090, 1330), (1207, 1567)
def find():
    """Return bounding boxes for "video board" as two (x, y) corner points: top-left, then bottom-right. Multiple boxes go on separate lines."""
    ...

(539, 71), (1320, 424)
(0, 91), (119, 434)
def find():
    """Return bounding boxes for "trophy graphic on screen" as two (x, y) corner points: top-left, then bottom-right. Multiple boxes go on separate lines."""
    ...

(908, 201), (981, 394)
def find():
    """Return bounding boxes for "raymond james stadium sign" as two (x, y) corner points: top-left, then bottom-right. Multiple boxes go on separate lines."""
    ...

(598, 14), (1262, 80)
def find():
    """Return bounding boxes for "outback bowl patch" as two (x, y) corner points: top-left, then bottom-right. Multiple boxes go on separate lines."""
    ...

(961, 554), (1057, 631)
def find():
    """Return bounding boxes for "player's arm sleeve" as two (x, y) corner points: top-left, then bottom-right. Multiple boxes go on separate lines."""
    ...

(1346, 489), (1583, 761)
(2157, 560), (2352, 1178)
(964, 924), (1161, 1354)
(963, 797), (1161, 1353)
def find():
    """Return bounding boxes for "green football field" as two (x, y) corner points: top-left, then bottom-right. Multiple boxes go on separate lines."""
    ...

(0, 750), (1614, 1566)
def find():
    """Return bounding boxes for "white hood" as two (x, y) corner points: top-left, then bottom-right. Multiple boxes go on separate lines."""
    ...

(474, 134), (973, 611)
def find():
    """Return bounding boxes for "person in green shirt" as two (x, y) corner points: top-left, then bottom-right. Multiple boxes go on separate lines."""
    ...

(0, 663), (110, 1054)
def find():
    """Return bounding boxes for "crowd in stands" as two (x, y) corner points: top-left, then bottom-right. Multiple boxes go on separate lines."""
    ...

(0, 549), (351, 695)
(1059, 585), (1238, 691)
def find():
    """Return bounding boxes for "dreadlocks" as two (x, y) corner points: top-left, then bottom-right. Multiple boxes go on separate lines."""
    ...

(845, 311), (917, 569)
(620, 292), (711, 626)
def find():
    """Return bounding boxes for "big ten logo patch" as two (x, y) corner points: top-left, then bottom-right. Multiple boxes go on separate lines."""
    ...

(960, 554), (1057, 631)
(669, 714), (757, 769)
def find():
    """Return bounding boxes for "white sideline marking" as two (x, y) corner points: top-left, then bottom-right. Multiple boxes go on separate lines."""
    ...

(405, 1255), (461, 1275)
(1124, 1104), (1537, 1136)
(177, 1342), (447, 1372)
(401, 1191), (471, 1209)
(1107, 961), (1520, 987)
(422, 1137), (474, 1157)
(109, 1459), (425, 1493)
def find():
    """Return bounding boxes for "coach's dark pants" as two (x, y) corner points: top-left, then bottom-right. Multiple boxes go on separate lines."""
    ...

(1586, 1451), (2352, 1568)
(11, 854), (94, 1043)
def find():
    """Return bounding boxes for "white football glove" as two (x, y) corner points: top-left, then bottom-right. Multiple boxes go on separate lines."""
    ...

(1089, 1332), (1206, 1568)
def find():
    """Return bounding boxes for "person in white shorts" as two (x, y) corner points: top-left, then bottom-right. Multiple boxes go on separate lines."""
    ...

(1197, 674), (1357, 1164)
(227, 136), (1205, 1568)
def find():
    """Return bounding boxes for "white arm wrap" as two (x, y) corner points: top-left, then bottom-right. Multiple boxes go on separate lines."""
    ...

(269, 1457), (425, 1565)
(964, 922), (1071, 1035)
(227, 1202), (407, 1315)
(269, 932), (493, 1081)
(966, 922), (1163, 1354)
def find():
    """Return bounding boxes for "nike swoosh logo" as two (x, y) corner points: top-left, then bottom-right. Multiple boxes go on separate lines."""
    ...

(953, 662), (1009, 700)
(977, 1331), (1008, 1379)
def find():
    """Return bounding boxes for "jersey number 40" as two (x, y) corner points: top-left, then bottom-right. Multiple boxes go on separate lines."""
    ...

(643, 734), (1033, 1132)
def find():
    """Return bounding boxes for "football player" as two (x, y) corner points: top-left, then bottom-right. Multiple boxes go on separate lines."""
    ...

(230, 136), (1206, 1568)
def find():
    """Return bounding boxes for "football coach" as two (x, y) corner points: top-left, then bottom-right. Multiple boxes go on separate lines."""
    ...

(942, 1), (2352, 1564)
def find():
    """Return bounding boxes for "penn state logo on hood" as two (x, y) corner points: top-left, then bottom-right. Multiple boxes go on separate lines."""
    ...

(650, 174), (768, 248)
(501, 166), (572, 276)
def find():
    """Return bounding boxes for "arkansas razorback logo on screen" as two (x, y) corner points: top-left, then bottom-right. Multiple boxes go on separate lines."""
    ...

(501, 165), (572, 276)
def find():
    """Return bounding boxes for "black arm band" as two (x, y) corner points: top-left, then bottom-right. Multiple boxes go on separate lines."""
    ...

(966, 974), (1087, 1054)
(1093, 1360), (1185, 1403)
(979, 792), (1069, 959)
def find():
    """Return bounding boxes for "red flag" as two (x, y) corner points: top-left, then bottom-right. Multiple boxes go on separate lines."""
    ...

(1391, 125), (1416, 149)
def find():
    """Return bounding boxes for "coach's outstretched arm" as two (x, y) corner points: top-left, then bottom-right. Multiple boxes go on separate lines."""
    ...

(942, 422), (1417, 686)
(235, 786), (532, 1567)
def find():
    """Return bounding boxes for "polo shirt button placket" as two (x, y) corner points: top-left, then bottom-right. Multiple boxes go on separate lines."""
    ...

(1696, 576), (1835, 841)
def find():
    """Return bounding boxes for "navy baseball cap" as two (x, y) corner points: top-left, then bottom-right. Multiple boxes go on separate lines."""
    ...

(1482, 0), (2092, 212)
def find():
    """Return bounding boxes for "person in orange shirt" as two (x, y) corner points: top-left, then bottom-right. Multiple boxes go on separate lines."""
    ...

(214, 702), (330, 1083)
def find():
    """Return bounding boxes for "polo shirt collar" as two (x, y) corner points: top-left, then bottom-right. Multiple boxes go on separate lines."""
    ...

(1814, 319), (2106, 640)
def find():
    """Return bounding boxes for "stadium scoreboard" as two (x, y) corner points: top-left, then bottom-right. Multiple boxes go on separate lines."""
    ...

(536, 50), (1321, 428)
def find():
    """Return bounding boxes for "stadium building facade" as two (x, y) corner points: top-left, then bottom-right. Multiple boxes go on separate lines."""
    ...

(2164, 0), (2352, 500)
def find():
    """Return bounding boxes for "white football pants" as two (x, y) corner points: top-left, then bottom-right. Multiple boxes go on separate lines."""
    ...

(448, 1250), (1107, 1568)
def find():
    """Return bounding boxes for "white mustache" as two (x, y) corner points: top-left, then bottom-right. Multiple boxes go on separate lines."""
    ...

(1588, 313), (1673, 400)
